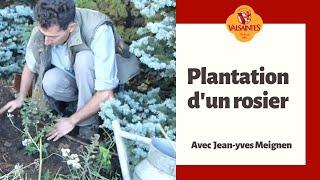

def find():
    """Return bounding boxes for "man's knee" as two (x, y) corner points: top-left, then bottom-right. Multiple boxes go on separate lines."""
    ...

(43, 68), (61, 97)
(43, 68), (77, 100)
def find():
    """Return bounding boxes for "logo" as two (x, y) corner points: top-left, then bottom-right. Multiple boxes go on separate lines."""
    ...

(237, 10), (251, 24)
(226, 5), (263, 42)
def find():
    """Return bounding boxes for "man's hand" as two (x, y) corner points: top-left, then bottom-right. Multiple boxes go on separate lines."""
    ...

(47, 117), (76, 141)
(46, 90), (113, 141)
(0, 66), (34, 116)
(0, 96), (24, 115)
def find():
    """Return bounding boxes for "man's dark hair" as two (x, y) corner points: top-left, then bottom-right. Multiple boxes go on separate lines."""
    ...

(34, 0), (75, 30)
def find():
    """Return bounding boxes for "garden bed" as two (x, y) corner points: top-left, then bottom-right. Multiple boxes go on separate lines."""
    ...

(0, 84), (121, 179)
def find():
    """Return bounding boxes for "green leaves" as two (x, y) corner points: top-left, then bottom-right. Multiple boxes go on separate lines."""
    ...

(99, 146), (112, 170)
(24, 140), (38, 156)
(20, 99), (57, 157)
(75, 0), (99, 10)
(96, 0), (128, 19)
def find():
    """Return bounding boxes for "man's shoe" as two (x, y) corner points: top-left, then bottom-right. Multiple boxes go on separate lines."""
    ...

(77, 124), (99, 143)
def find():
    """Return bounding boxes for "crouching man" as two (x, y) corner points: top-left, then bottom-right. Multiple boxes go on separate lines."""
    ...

(0, 0), (120, 141)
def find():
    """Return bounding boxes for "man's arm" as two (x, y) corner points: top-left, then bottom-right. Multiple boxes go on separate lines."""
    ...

(46, 90), (113, 141)
(69, 90), (113, 124)
(47, 24), (119, 141)
(0, 65), (34, 114)
(19, 65), (35, 99)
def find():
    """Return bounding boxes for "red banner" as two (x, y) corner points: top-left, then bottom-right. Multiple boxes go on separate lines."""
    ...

(176, 0), (320, 179)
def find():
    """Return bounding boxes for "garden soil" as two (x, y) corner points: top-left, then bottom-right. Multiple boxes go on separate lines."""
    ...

(0, 84), (85, 178)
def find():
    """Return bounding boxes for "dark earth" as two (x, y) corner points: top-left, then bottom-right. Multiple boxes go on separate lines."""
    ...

(0, 84), (121, 179)
(0, 84), (83, 178)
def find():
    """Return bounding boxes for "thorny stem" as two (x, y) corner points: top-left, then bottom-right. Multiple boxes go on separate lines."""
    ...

(100, 125), (115, 148)
(1, 161), (37, 179)
(1, 153), (62, 179)
(54, 167), (62, 179)
(95, 162), (103, 180)
(38, 138), (42, 180)
(7, 112), (42, 179)
(6, 112), (24, 134)
(26, 131), (40, 150)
